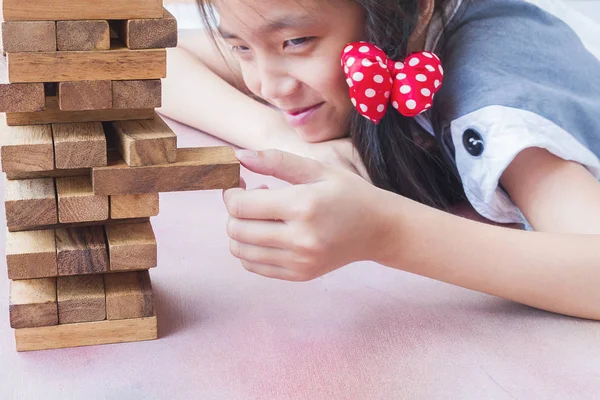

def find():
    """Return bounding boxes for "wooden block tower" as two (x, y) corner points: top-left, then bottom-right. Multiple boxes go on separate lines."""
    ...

(0, 0), (240, 351)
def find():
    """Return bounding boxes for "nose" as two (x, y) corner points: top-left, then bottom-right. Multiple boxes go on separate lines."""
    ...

(256, 58), (300, 101)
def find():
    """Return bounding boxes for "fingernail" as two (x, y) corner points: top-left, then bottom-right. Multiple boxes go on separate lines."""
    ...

(235, 149), (258, 160)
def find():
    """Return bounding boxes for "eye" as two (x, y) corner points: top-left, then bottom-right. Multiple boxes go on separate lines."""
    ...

(284, 37), (314, 48)
(230, 44), (250, 53)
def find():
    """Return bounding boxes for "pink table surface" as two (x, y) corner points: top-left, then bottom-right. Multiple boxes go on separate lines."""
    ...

(1, 117), (599, 400)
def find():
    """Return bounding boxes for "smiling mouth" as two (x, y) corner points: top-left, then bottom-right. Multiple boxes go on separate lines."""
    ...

(284, 103), (325, 116)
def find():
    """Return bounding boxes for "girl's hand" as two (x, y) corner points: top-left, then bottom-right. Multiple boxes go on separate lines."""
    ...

(223, 149), (384, 281)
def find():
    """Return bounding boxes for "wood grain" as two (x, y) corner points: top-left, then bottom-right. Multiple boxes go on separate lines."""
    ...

(6, 96), (154, 126)
(0, 57), (45, 113)
(15, 316), (157, 351)
(104, 270), (154, 320)
(1, 0), (163, 21)
(112, 80), (161, 109)
(1, 21), (56, 53)
(55, 226), (109, 276)
(106, 222), (157, 271)
(56, 176), (109, 223)
(9, 278), (58, 329)
(57, 275), (106, 324)
(7, 42), (166, 83)
(56, 20), (110, 51)
(0, 122), (54, 173)
(92, 147), (240, 195)
(52, 122), (107, 169)
(9, 217), (149, 233)
(119, 8), (178, 49)
(110, 193), (159, 219)
(58, 81), (112, 111)
(4, 178), (57, 230)
(105, 114), (177, 167)
(7, 168), (89, 181)
(6, 229), (57, 280)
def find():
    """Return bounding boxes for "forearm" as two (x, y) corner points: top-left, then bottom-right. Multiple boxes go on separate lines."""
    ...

(159, 47), (292, 150)
(375, 191), (600, 320)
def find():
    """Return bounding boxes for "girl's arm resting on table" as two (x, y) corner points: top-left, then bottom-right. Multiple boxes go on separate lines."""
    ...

(375, 148), (600, 320)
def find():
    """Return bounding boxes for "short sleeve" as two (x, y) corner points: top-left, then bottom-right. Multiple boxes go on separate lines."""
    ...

(449, 105), (600, 225)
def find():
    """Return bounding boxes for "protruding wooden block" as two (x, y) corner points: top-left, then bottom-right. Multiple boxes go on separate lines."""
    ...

(105, 114), (177, 167)
(0, 123), (54, 173)
(1, 21), (56, 53)
(0, 57), (45, 113)
(92, 147), (240, 195)
(106, 222), (157, 271)
(56, 20), (110, 51)
(7, 43), (166, 83)
(4, 178), (57, 230)
(57, 275), (106, 324)
(14, 316), (157, 352)
(56, 226), (109, 276)
(58, 81), (112, 111)
(112, 80), (161, 109)
(119, 8), (178, 49)
(6, 229), (57, 280)
(56, 176), (109, 223)
(2, 0), (163, 21)
(110, 193), (159, 219)
(9, 278), (58, 328)
(53, 122), (107, 169)
(6, 96), (154, 126)
(104, 270), (154, 320)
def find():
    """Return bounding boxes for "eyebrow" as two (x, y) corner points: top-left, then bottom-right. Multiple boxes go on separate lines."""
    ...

(218, 14), (316, 39)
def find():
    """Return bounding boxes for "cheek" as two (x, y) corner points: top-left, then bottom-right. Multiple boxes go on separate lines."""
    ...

(239, 63), (262, 97)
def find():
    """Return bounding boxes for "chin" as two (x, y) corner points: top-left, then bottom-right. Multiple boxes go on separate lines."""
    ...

(295, 126), (346, 143)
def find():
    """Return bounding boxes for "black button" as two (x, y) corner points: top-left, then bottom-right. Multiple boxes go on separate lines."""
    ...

(463, 129), (484, 157)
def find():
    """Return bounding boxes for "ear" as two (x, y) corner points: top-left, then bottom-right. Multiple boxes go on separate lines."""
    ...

(407, 0), (436, 52)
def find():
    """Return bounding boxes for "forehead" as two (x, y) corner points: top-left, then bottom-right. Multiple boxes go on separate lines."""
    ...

(214, 0), (352, 36)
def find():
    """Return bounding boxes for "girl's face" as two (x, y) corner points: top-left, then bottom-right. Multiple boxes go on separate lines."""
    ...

(215, 0), (365, 142)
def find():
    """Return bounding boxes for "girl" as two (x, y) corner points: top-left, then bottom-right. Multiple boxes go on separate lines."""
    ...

(161, 0), (600, 320)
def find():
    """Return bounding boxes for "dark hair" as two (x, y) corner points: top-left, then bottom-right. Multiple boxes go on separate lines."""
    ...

(197, 0), (464, 210)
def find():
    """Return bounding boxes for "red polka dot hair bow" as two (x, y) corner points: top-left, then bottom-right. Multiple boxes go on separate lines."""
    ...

(341, 42), (444, 123)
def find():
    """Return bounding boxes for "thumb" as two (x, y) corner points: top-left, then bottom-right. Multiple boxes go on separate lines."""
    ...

(235, 149), (324, 184)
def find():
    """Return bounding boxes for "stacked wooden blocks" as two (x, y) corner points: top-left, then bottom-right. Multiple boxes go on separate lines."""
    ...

(1, 0), (240, 351)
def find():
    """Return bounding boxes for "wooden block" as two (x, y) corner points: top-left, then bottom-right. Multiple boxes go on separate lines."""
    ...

(57, 275), (106, 324)
(58, 81), (112, 111)
(1, 21), (56, 53)
(7, 42), (166, 83)
(105, 114), (177, 167)
(53, 122), (107, 169)
(1, 0), (163, 21)
(112, 80), (161, 109)
(56, 176), (109, 223)
(15, 316), (157, 352)
(0, 122), (54, 173)
(6, 167), (89, 181)
(56, 20), (110, 51)
(110, 193), (159, 219)
(6, 229), (57, 280)
(119, 8), (178, 50)
(0, 57), (45, 113)
(55, 226), (109, 276)
(9, 217), (149, 233)
(104, 270), (154, 320)
(9, 278), (58, 329)
(4, 178), (57, 230)
(6, 97), (154, 126)
(93, 147), (240, 195)
(106, 222), (157, 271)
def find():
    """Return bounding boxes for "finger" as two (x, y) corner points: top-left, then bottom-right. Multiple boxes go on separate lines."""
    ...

(223, 186), (293, 220)
(239, 176), (247, 189)
(239, 260), (303, 281)
(230, 239), (291, 266)
(227, 217), (288, 248)
(235, 149), (325, 184)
